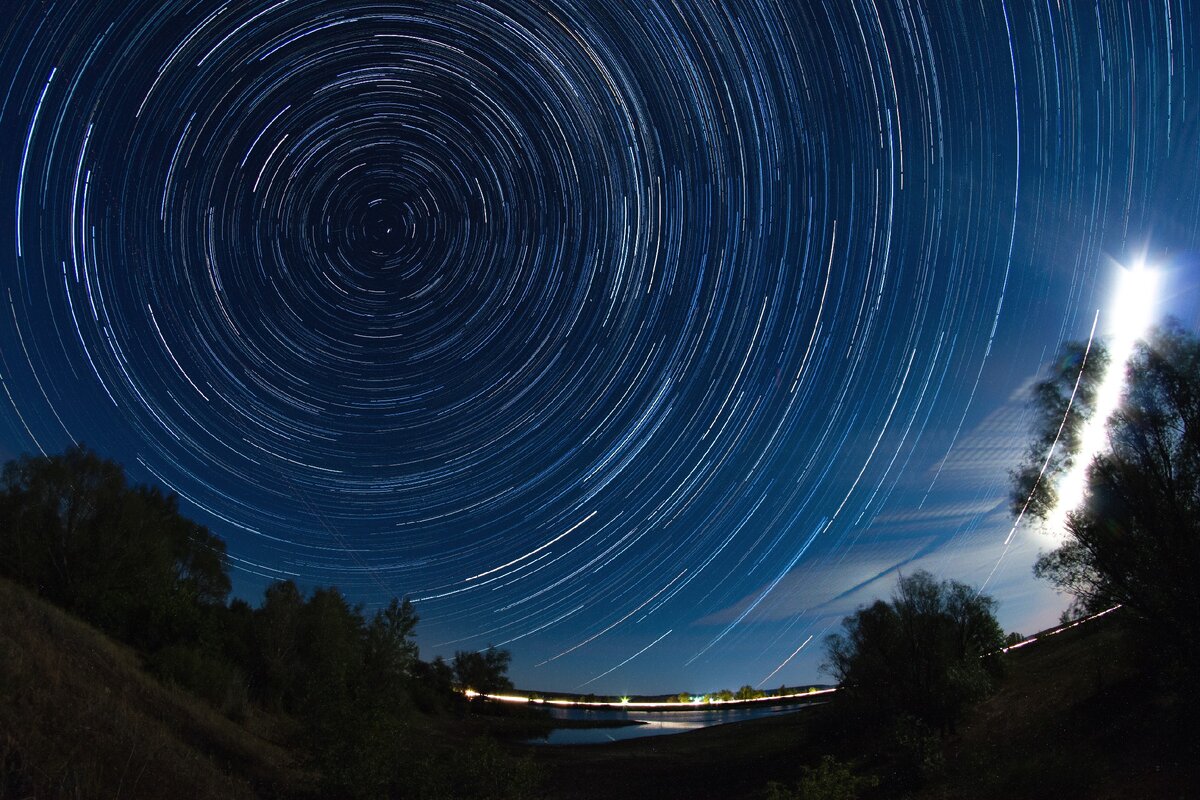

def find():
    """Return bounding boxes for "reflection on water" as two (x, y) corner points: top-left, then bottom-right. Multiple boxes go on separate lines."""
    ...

(527, 703), (814, 745)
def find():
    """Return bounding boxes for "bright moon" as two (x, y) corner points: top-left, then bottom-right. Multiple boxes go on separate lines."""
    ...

(1046, 261), (1161, 536)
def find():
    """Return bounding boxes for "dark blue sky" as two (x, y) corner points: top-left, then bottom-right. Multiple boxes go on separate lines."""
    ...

(2, 0), (1198, 695)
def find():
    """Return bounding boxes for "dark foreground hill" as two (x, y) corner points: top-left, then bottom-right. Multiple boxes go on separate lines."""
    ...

(0, 576), (309, 799)
(3, 575), (1197, 799)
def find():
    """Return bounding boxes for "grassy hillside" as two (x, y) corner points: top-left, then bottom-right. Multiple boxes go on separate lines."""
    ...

(0, 577), (309, 799)
(927, 610), (1199, 800)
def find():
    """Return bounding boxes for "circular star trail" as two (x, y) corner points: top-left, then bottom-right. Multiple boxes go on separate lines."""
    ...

(2, 1), (1198, 692)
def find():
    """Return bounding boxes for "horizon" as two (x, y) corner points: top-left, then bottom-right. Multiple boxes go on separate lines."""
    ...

(2, 0), (1199, 696)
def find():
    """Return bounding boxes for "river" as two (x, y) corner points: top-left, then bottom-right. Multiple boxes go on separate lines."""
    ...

(526, 702), (816, 745)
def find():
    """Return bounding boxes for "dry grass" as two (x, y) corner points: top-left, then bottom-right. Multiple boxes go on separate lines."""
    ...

(928, 612), (1200, 800)
(0, 578), (310, 799)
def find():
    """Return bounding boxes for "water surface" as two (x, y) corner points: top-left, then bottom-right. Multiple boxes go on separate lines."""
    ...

(528, 702), (814, 745)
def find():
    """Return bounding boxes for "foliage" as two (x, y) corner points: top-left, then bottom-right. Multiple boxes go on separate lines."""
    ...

(0, 445), (230, 650)
(147, 643), (249, 720)
(1010, 340), (1110, 520)
(454, 646), (515, 694)
(252, 578), (306, 709)
(883, 713), (944, 789)
(822, 570), (1005, 735)
(736, 684), (765, 700)
(764, 755), (878, 800)
(251, 583), (429, 796)
(366, 598), (420, 676)
(411, 655), (457, 713)
(1015, 324), (1200, 678)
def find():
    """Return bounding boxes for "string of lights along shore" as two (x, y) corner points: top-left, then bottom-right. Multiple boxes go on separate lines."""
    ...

(2, 1), (1198, 694)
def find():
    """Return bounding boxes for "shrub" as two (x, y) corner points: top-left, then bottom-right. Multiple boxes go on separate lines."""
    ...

(765, 755), (878, 800)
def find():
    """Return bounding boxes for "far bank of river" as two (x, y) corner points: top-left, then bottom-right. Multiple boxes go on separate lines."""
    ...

(527, 701), (822, 745)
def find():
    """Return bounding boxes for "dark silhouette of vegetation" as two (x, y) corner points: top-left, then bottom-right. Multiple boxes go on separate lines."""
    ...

(1013, 323), (1200, 683)
(735, 684), (764, 700)
(1003, 631), (1025, 647)
(1010, 340), (1111, 521)
(0, 445), (230, 651)
(454, 646), (515, 694)
(823, 571), (1005, 737)
(765, 755), (878, 800)
(16, 438), (1198, 798)
(820, 571), (1004, 791)
(0, 446), (535, 799)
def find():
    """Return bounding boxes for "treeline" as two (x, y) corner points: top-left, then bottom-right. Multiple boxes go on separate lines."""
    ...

(0, 446), (534, 799)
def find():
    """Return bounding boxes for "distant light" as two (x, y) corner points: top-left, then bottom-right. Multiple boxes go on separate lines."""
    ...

(1046, 261), (1160, 535)
(473, 689), (836, 709)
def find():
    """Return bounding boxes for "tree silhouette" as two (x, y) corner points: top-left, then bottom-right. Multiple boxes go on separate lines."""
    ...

(823, 570), (1004, 735)
(452, 646), (514, 694)
(0, 445), (229, 648)
(1015, 323), (1200, 675)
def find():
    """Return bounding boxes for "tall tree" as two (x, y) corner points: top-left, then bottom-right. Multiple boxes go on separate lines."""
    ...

(253, 579), (306, 709)
(1010, 341), (1110, 520)
(364, 597), (420, 702)
(1014, 323), (1200, 673)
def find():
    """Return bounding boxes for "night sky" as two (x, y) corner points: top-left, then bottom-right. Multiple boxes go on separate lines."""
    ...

(2, 0), (1199, 695)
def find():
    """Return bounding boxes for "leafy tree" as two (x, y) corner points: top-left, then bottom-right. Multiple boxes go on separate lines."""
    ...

(823, 570), (1004, 735)
(364, 598), (419, 681)
(0, 446), (229, 649)
(453, 646), (514, 694)
(295, 586), (365, 702)
(1014, 324), (1200, 676)
(735, 684), (764, 700)
(1010, 341), (1111, 520)
(253, 579), (305, 709)
(411, 655), (457, 713)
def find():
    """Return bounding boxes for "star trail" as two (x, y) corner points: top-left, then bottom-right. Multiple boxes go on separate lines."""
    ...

(2, 0), (1199, 694)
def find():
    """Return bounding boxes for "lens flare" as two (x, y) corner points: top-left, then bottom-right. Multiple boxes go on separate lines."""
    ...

(1045, 262), (1160, 536)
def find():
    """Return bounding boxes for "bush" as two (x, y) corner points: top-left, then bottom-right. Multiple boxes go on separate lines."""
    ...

(885, 714), (944, 789)
(765, 755), (878, 800)
(823, 570), (1005, 735)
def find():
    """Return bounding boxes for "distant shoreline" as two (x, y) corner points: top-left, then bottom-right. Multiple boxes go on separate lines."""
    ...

(473, 689), (835, 713)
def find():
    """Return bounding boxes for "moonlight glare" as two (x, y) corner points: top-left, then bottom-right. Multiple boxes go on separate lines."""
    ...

(1045, 262), (1161, 538)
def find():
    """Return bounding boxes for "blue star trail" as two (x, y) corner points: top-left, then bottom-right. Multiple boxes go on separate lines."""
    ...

(1, 1), (1198, 694)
